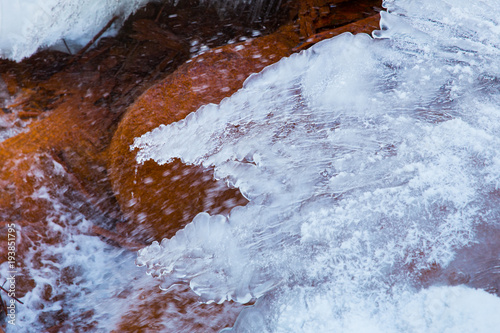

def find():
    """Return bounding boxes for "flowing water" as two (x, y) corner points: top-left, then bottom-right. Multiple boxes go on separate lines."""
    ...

(134, 0), (500, 331)
(1, 0), (500, 332)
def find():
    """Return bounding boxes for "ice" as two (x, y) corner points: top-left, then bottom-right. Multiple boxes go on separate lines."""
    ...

(133, 0), (500, 331)
(0, 0), (280, 61)
(224, 285), (500, 333)
(0, 0), (154, 61)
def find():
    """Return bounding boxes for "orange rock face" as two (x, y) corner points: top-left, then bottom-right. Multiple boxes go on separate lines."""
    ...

(108, 25), (300, 242)
(111, 285), (243, 333)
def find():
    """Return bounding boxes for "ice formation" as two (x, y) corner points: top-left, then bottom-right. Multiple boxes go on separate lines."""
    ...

(0, 0), (278, 61)
(0, 0), (151, 61)
(134, 0), (500, 331)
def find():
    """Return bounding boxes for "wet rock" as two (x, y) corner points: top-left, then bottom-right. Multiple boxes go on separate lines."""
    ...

(292, 0), (381, 38)
(111, 284), (243, 333)
(293, 13), (381, 52)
